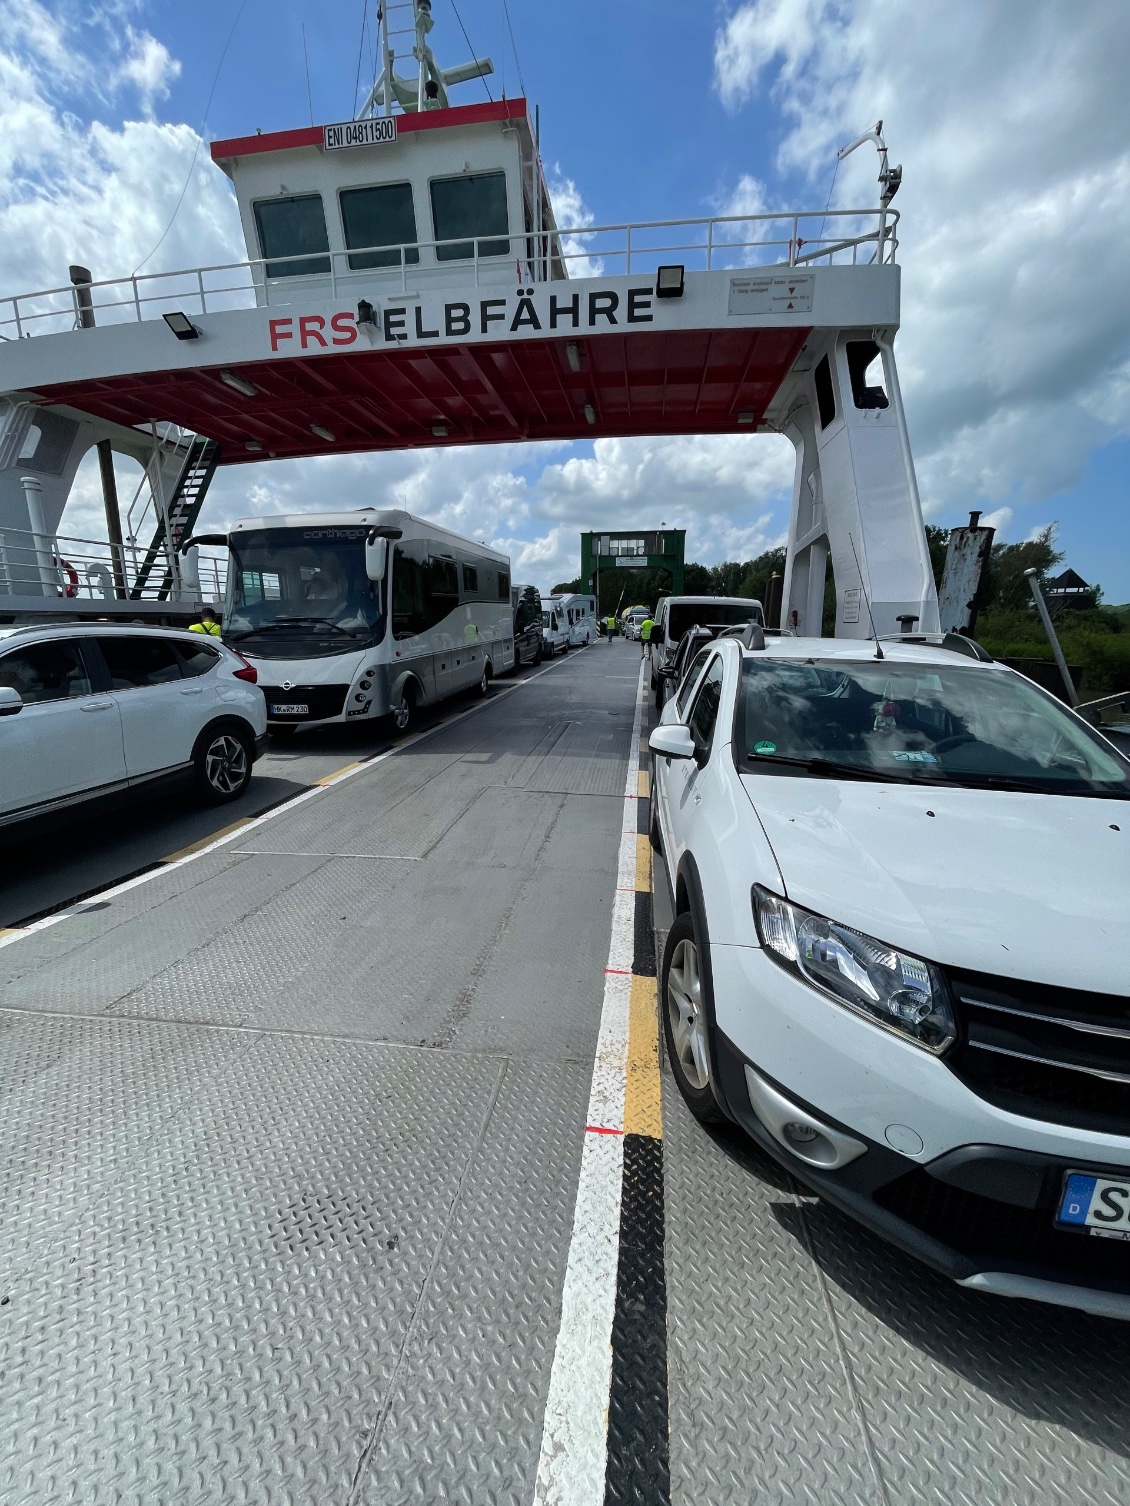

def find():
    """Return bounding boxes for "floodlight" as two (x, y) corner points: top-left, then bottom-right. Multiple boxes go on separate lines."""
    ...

(566, 342), (583, 372)
(584, 403), (596, 425)
(655, 265), (685, 299)
(163, 311), (199, 340)
(311, 424), (336, 442)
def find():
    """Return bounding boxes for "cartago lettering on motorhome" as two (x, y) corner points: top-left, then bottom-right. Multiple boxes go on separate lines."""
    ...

(267, 286), (657, 353)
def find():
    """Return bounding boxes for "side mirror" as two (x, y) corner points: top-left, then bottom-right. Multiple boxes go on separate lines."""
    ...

(365, 535), (388, 582)
(649, 724), (695, 761)
(657, 664), (677, 680)
(179, 532), (229, 554)
(0, 687), (24, 717)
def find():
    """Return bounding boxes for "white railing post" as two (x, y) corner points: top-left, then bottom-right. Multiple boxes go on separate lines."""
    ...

(197, 269), (206, 315)
(706, 218), (714, 271)
(0, 533), (9, 595)
(132, 277), (142, 322)
(625, 225), (632, 275)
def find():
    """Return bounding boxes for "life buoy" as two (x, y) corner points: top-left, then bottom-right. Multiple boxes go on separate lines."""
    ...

(54, 556), (79, 598)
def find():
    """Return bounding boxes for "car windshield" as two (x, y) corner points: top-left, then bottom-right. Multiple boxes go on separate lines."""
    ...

(224, 528), (384, 658)
(667, 602), (761, 641)
(736, 657), (1130, 797)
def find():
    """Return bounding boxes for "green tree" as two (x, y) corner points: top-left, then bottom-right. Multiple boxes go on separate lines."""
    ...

(980, 526), (1063, 612)
(924, 524), (949, 590)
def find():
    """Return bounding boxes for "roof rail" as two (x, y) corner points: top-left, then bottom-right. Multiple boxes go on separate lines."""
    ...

(718, 622), (767, 651)
(877, 631), (993, 662)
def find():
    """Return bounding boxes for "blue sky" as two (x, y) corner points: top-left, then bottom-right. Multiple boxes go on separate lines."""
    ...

(2, 0), (1128, 598)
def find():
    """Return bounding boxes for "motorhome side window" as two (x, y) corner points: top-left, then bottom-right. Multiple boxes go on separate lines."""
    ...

(340, 183), (419, 269)
(430, 172), (510, 261)
(253, 195), (330, 278)
(462, 564), (479, 596)
(497, 569), (510, 600)
(429, 556), (459, 602)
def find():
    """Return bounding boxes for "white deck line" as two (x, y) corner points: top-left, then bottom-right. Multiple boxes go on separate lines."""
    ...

(533, 661), (647, 1506)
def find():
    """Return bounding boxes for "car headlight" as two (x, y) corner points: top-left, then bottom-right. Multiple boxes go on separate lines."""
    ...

(752, 886), (955, 1054)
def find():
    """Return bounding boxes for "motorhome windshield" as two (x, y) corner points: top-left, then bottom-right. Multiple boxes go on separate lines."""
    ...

(224, 528), (384, 657)
(737, 659), (1130, 798)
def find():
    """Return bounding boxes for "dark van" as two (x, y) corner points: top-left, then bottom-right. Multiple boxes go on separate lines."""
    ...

(511, 584), (544, 668)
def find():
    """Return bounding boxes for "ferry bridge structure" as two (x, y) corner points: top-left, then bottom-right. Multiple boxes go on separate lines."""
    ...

(0, 10), (1124, 1501)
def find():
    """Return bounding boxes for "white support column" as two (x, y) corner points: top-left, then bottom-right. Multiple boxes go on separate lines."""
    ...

(21, 475), (57, 597)
(781, 331), (938, 638)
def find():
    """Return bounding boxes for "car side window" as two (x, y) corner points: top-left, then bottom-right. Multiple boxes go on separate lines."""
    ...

(0, 640), (92, 704)
(175, 640), (221, 678)
(676, 647), (713, 717)
(687, 657), (725, 759)
(98, 636), (183, 689)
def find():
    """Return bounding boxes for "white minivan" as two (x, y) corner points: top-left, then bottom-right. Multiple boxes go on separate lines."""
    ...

(0, 624), (268, 836)
(650, 629), (1130, 1316)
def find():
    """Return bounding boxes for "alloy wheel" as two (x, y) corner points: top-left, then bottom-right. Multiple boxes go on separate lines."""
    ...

(667, 937), (711, 1090)
(204, 734), (248, 796)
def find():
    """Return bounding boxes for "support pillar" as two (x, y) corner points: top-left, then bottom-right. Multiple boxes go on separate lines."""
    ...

(21, 475), (57, 596)
(96, 440), (127, 598)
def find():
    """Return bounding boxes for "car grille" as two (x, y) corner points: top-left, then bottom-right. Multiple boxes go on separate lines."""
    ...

(876, 1169), (1130, 1286)
(260, 684), (349, 721)
(947, 972), (1130, 1136)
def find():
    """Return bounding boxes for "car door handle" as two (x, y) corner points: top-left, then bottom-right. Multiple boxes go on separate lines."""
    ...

(81, 700), (114, 712)
(179, 685), (203, 695)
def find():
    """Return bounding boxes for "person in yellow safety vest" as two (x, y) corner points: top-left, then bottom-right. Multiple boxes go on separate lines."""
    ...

(189, 607), (222, 638)
(605, 615), (617, 641)
(639, 615), (654, 658)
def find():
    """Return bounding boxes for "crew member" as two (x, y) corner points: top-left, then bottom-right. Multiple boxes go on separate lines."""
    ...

(605, 614), (617, 641)
(189, 606), (222, 638)
(639, 614), (654, 658)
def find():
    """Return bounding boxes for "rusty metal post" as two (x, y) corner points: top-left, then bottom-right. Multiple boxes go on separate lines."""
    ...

(937, 510), (995, 635)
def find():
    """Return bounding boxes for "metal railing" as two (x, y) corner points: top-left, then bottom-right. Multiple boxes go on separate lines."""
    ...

(0, 522), (226, 605)
(0, 207), (898, 341)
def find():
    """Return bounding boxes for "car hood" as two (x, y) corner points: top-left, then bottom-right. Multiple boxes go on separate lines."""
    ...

(740, 774), (1128, 993)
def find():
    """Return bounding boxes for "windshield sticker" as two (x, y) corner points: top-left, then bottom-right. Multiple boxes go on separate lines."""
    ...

(753, 740), (777, 755)
(890, 750), (938, 763)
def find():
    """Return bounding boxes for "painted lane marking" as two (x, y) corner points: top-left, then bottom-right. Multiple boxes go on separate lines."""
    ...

(533, 661), (646, 1506)
(162, 816), (255, 863)
(623, 975), (663, 1140)
(637, 770), (650, 799)
(0, 655), (572, 954)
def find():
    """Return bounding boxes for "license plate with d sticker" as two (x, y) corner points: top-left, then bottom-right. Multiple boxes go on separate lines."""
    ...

(1057, 1172), (1130, 1237)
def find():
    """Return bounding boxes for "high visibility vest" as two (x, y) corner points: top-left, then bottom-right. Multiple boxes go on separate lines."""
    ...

(641, 619), (654, 642)
(189, 620), (222, 637)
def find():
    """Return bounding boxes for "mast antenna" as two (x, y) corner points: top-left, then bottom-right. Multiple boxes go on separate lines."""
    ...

(356, 1), (494, 119)
(837, 120), (902, 207)
(847, 532), (885, 659)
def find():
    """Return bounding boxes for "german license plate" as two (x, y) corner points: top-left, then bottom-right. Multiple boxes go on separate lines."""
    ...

(269, 703), (308, 716)
(1057, 1172), (1130, 1238)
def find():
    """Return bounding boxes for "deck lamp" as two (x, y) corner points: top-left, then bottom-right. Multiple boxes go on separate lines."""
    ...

(432, 421), (449, 437)
(357, 299), (376, 326)
(220, 370), (258, 397)
(565, 342), (583, 372)
(584, 403), (596, 425)
(163, 311), (199, 340)
(655, 265), (685, 299)
(311, 424), (335, 442)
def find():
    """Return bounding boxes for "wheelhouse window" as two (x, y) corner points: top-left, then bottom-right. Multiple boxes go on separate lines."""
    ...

(340, 183), (419, 269)
(430, 171), (510, 261)
(253, 195), (330, 278)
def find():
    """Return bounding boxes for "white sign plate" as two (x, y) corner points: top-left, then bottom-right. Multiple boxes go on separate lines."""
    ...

(324, 117), (397, 151)
(842, 587), (861, 624)
(728, 273), (814, 315)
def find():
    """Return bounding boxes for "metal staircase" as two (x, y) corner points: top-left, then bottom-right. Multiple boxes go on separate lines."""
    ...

(130, 436), (221, 601)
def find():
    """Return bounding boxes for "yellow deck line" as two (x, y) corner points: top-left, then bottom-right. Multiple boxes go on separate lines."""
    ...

(635, 833), (652, 892)
(316, 759), (367, 785)
(0, 928), (23, 939)
(637, 769), (650, 799)
(624, 974), (663, 1138)
(162, 817), (254, 863)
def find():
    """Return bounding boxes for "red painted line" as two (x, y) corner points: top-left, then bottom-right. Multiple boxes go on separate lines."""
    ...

(585, 1125), (624, 1136)
(604, 967), (632, 976)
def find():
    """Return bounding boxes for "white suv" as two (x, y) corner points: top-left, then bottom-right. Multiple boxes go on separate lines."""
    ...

(650, 630), (1130, 1316)
(0, 624), (268, 836)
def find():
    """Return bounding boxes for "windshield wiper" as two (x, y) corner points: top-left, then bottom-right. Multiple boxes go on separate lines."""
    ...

(229, 617), (357, 640)
(746, 753), (917, 782)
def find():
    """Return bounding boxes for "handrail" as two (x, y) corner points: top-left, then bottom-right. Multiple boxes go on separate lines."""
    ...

(0, 521), (227, 603)
(0, 206), (899, 339)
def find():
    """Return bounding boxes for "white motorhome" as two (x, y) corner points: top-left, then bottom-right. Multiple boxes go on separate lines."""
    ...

(206, 508), (512, 734)
(554, 590), (596, 644)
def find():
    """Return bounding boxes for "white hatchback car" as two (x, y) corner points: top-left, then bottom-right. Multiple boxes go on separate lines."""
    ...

(650, 629), (1130, 1316)
(0, 624), (268, 836)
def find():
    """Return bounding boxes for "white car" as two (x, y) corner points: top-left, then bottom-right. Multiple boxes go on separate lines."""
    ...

(0, 624), (268, 836)
(649, 629), (1130, 1316)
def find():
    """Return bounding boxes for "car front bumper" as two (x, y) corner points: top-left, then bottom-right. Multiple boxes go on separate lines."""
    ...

(709, 942), (1130, 1307)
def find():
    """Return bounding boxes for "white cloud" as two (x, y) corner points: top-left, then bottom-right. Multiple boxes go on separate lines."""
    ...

(713, 0), (1130, 531)
(547, 167), (605, 278)
(116, 29), (181, 119)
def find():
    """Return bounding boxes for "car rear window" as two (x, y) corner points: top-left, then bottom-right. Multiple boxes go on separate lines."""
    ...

(666, 602), (762, 642)
(175, 640), (222, 677)
(98, 636), (183, 689)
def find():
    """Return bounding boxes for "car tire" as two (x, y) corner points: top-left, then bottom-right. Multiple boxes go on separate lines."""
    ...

(649, 800), (663, 854)
(194, 724), (253, 805)
(654, 675), (665, 710)
(661, 911), (726, 1124)
(534, 642), (543, 665)
(391, 684), (416, 736)
(477, 663), (492, 697)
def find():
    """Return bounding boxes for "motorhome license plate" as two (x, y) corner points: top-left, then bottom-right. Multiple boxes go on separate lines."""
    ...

(270, 703), (308, 716)
(1057, 1172), (1130, 1237)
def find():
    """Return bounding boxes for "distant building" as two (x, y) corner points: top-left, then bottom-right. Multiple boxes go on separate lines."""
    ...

(1044, 568), (1095, 610)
